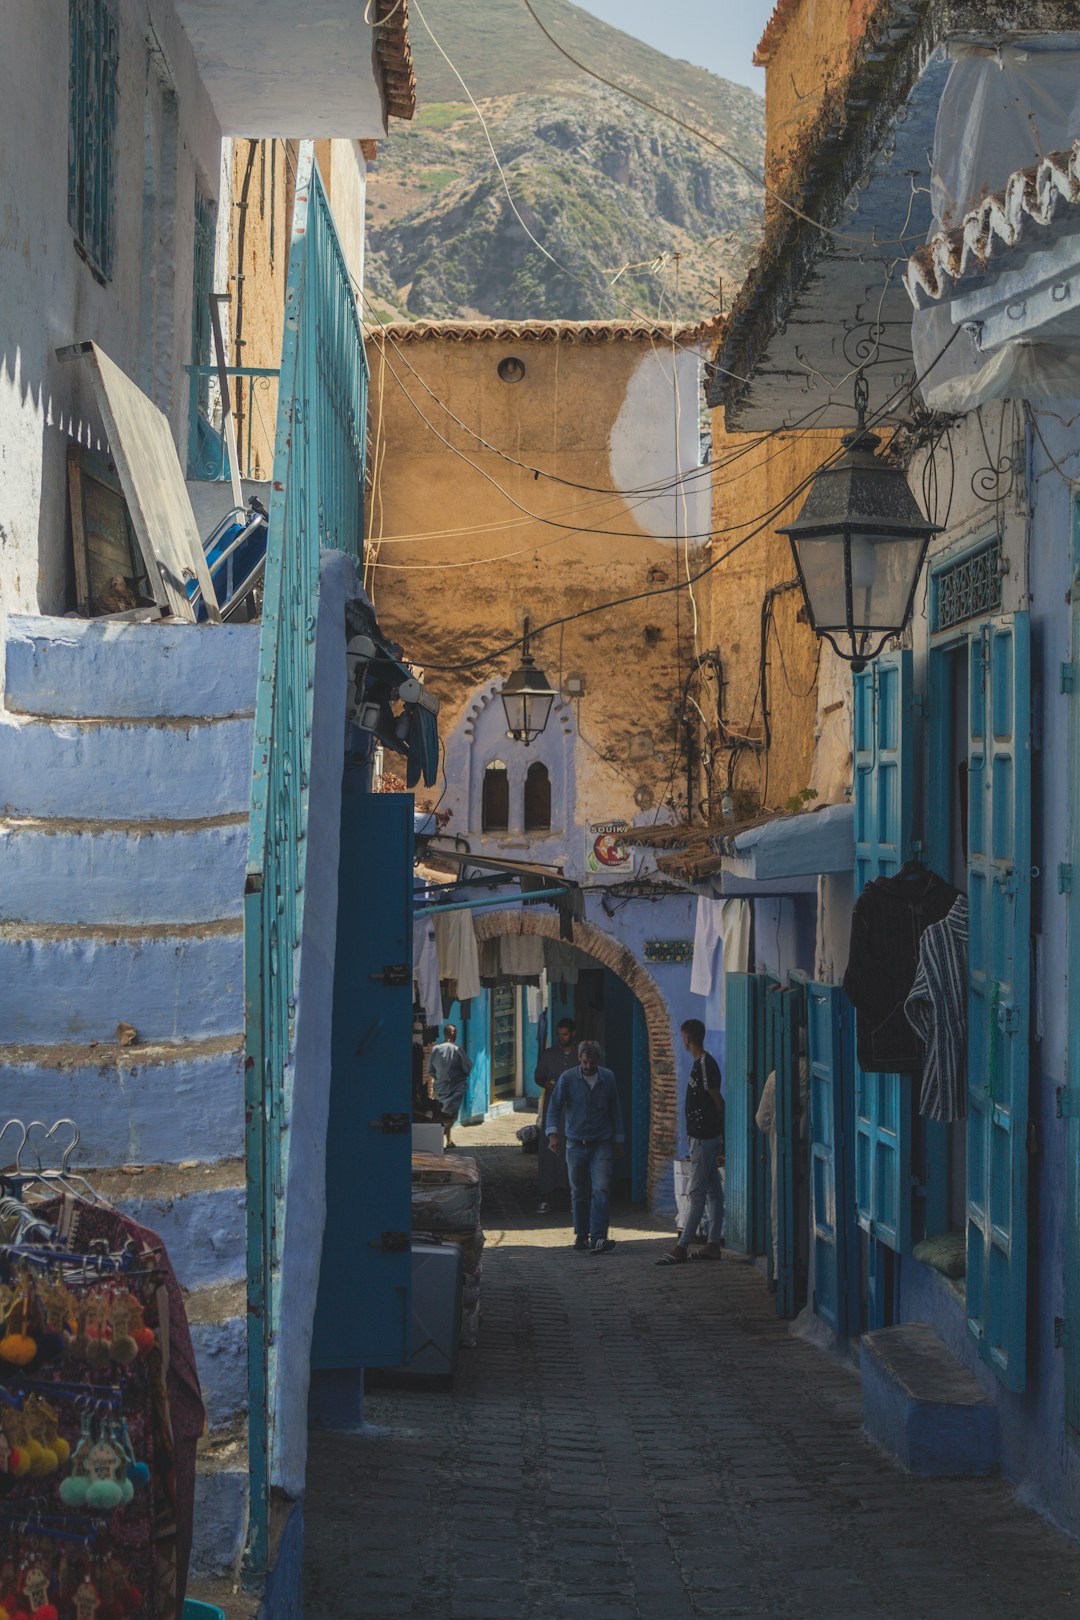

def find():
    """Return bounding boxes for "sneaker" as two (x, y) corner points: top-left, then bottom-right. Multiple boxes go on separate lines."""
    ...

(573, 1235), (590, 1252)
(590, 1237), (616, 1254)
(537, 1201), (551, 1214)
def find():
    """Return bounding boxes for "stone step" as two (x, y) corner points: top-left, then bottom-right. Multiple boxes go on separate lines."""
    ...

(0, 1036), (244, 1163)
(94, 1161), (246, 1290)
(0, 922), (243, 1044)
(0, 712), (254, 821)
(3, 612), (259, 721)
(193, 1430), (249, 1581)
(187, 1282), (247, 1433)
(861, 1321), (999, 1476)
(0, 815), (247, 925)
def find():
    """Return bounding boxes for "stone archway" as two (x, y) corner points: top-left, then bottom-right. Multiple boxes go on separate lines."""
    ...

(473, 910), (677, 1205)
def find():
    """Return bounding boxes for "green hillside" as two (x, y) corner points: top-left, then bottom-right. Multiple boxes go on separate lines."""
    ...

(365, 0), (765, 324)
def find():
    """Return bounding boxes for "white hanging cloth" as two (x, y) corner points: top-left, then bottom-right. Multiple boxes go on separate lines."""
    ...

(413, 916), (442, 1026)
(433, 909), (482, 1003)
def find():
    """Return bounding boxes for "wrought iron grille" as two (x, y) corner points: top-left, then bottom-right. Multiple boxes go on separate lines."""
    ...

(244, 144), (367, 1577)
(68, 0), (117, 283)
(934, 539), (1003, 633)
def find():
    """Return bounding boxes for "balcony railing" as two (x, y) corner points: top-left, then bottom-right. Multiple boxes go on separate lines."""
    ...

(243, 143), (367, 1577)
(185, 364), (280, 483)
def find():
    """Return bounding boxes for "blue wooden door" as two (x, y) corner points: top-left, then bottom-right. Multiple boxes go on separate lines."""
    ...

(724, 972), (757, 1256)
(852, 651), (914, 1254)
(808, 982), (859, 1335)
(312, 786), (413, 1370)
(774, 983), (804, 1319)
(966, 613), (1031, 1391)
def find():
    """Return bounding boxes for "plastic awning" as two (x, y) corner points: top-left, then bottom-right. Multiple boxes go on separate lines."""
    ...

(717, 803), (853, 896)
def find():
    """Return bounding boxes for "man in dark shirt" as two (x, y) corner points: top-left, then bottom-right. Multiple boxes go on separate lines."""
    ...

(534, 1017), (577, 1214)
(658, 1019), (724, 1264)
(545, 1039), (624, 1254)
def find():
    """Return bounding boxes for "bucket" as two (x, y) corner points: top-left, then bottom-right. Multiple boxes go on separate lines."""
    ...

(184, 1603), (227, 1620)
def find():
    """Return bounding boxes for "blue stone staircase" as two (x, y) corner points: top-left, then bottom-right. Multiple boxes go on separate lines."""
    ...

(0, 611), (260, 1580)
(861, 1321), (1000, 1477)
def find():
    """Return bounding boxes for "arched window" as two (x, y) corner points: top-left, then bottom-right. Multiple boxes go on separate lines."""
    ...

(524, 761), (551, 832)
(482, 760), (510, 831)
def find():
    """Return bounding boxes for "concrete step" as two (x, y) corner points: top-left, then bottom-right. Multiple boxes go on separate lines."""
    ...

(187, 1281), (248, 1433)
(94, 1161), (246, 1289)
(0, 815), (247, 924)
(861, 1322), (999, 1476)
(193, 1430), (249, 1580)
(3, 612), (259, 720)
(0, 713), (254, 820)
(0, 921), (243, 1044)
(0, 1036), (244, 1163)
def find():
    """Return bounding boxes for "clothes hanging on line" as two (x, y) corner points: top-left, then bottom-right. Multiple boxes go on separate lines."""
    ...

(543, 939), (579, 986)
(904, 895), (969, 1122)
(413, 916), (442, 1027)
(719, 899), (751, 1018)
(689, 897), (750, 1015)
(689, 897), (722, 998)
(842, 866), (961, 1074)
(497, 933), (545, 980)
(434, 909), (481, 1003)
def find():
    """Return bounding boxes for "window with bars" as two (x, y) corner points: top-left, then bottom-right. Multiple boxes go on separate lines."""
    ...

(68, 0), (118, 284)
(191, 186), (215, 415)
(933, 537), (1004, 634)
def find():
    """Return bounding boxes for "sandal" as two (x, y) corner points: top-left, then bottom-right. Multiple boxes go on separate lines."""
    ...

(655, 1248), (688, 1266)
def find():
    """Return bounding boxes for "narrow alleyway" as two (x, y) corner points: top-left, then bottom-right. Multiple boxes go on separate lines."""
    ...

(304, 1119), (1080, 1619)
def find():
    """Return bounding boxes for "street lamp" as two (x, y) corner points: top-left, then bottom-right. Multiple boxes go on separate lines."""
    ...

(778, 376), (941, 671)
(500, 617), (555, 746)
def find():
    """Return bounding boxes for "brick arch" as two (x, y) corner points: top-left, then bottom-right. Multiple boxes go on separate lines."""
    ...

(473, 910), (677, 1205)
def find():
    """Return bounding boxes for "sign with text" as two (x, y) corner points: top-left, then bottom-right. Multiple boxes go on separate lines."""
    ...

(585, 820), (634, 874)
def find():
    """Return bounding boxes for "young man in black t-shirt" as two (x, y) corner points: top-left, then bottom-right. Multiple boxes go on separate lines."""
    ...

(657, 1019), (725, 1264)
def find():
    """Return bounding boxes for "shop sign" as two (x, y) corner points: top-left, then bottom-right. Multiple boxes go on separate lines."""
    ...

(585, 820), (634, 874)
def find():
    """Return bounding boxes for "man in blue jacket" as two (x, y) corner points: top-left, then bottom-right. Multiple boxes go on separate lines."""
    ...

(545, 1039), (624, 1254)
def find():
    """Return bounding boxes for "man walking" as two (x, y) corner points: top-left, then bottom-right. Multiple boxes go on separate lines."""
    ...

(427, 1023), (472, 1148)
(545, 1039), (624, 1254)
(658, 1019), (724, 1264)
(534, 1016), (577, 1214)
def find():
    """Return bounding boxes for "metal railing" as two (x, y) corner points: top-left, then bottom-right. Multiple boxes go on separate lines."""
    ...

(243, 142), (368, 1578)
(185, 364), (280, 483)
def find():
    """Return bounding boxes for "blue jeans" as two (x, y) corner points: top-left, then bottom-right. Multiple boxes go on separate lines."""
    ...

(679, 1135), (723, 1249)
(566, 1140), (615, 1240)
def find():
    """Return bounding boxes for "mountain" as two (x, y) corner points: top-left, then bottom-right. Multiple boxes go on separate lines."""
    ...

(364, 0), (765, 324)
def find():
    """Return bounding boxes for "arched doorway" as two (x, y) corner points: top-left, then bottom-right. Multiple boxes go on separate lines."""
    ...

(472, 910), (677, 1205)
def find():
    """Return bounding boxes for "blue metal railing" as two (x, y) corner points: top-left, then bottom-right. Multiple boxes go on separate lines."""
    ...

(185, 365), (280, 483)
(243, 143), (368, 1579)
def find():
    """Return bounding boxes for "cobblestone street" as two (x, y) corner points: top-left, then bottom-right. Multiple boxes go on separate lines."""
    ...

(304, 1118), (1080, 1619)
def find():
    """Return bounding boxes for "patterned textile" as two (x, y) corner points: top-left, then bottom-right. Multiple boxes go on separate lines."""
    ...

(904, 896), (969, 1123)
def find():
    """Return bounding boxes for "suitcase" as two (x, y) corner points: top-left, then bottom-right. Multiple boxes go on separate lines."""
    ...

(400, 1238), (464, 1385)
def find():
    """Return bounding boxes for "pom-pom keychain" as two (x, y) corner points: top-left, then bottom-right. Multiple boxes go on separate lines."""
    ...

(71, 1575), (100, 1620)
(58, 1410), (93, 1509)
(83, 1294), (112, 1369)
(106, 1297), (138, 1368)
(0, 1278), (37, 1367)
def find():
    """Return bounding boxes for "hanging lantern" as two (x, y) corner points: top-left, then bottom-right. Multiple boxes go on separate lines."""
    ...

(778, 376), (941, 671)
(500, 617), (555, 746)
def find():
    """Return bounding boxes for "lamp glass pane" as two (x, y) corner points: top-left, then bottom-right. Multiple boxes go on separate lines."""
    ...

(793, 535), (848, 630)
(502, 691), (527, 734)
(848, 533), (924, 631)
(524, 691), (554, 737)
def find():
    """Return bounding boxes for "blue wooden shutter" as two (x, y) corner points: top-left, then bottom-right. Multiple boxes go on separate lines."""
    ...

(312, 788), (413, 1371)
(808, 982), (859, 1335)
(724, 972), (757, 1256)
(852, 651), (915, 1253)
(966, 613), (1031, 1391)
(774, 983), (805, 1319)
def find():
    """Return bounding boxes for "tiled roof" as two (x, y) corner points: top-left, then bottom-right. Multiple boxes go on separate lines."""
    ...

(374, 0), (416, 122)
(754, 0), (803, 66)
(365, 317), (723, 345)
(904, 139), (1080, 308)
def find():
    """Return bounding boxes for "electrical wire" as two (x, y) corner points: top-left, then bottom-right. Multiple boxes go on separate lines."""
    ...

(419, 326), (963, 672)
(520, 0), (927, 252)
(364, 0), (405, 24)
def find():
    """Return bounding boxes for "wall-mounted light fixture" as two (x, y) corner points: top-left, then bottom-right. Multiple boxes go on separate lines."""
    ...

(778, 375), (941, 671)
(500, 616), (555, 746)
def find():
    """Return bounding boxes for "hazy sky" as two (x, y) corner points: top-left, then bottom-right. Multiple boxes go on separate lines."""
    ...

(572, 0), (775, 94)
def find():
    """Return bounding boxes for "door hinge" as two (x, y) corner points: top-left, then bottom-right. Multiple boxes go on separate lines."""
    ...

(996, 1001), (1022, 1033)
(1057, 1087), (1080, 1120)
(370, 963), (411, 987)
(1060, 863), (1073, 895)
(1062, 662), (1076, 695)
(369, 1231), (410, 1252)
(368, 1112), (411, 1134)
(994, 869), (1019, 897)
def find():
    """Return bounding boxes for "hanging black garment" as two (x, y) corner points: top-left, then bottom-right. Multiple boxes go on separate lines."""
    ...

(842, 866), (961, 1074)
